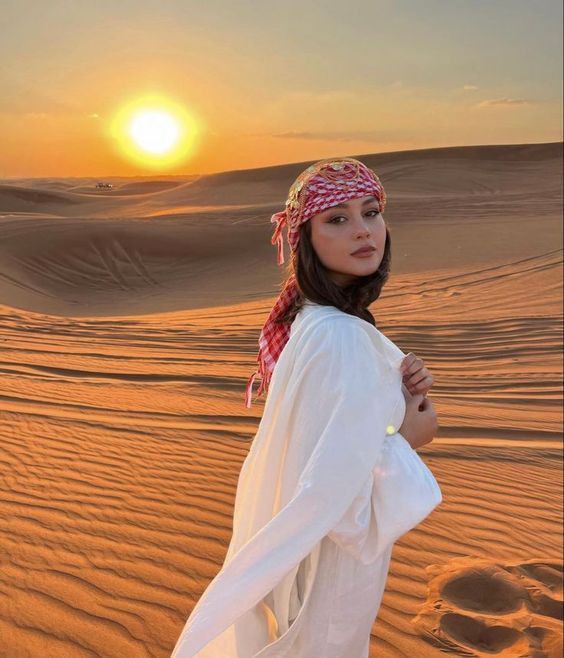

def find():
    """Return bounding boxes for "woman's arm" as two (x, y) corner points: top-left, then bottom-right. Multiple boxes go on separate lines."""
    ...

(326, 382), (441, 563)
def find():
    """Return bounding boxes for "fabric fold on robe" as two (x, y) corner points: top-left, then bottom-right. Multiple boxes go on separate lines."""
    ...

(327, 429), (442, 564)
(171, 305), (441, 657)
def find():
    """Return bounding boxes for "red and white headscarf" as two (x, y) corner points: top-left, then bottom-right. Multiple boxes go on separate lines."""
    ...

(244, 157), (387, 407)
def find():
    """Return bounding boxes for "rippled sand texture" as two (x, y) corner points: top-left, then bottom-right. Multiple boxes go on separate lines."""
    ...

(0, 142), (562, 657)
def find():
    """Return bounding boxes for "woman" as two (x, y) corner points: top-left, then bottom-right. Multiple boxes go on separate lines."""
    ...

(172, 157), (442, 657)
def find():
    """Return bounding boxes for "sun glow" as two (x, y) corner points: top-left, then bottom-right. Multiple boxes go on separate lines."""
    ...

(129, 110), (180, 155)
(109, 95), (202, 170)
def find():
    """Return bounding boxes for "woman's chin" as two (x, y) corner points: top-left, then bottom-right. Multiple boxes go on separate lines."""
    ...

(327, 260), (382, 285)
(348, 263), (381, 279)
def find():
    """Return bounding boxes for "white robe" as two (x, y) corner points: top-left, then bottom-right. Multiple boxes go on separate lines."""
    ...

(171, 301), (443, 658)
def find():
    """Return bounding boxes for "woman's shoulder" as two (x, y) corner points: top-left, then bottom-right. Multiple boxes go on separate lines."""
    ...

(289, 303), (405, 370)
(292, 301), (378, 341)
(289, 304), (380, 362)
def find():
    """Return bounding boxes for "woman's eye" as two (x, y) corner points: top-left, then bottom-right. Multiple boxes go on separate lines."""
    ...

(328, 210), (380, 224)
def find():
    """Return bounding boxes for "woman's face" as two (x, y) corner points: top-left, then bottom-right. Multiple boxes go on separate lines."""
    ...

(308, 194), (387, 286)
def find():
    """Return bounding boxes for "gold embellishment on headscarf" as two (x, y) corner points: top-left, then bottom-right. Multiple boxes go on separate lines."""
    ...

(285, 157), (368, 217)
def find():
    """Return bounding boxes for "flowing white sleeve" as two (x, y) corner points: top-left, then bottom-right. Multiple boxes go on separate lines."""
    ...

(327, 430), (442, 564)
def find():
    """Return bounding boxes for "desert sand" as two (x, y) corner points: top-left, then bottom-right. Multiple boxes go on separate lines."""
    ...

(0, 142), (562, 657)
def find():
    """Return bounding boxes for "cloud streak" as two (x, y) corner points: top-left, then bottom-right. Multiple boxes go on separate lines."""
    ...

(478, 97), (531, 107)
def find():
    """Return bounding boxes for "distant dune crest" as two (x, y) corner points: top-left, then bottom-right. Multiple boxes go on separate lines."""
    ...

(0, 141), (561, 316)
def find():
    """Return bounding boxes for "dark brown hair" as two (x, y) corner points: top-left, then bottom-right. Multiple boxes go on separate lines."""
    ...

(274, 219), (392, 327)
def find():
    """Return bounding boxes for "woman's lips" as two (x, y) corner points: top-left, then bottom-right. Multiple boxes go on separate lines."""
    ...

(351, 248), (376, 258)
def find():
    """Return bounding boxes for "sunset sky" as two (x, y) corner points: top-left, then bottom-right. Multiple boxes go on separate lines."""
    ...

(1, 0), (562, 178)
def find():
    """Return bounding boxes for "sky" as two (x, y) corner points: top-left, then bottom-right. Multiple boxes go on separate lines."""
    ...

(1, 0), (562, 178)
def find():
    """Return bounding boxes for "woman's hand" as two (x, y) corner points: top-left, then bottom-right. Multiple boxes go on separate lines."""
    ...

(398, 393), (438, 450)
(400, 353), (434, 396)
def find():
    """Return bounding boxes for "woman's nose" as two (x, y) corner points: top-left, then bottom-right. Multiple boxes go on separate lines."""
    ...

(353, 218), (371, 236)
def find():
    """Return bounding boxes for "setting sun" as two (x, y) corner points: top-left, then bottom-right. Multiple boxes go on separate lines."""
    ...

(109, 95), (202, 170)
(129, 110), (180, 155)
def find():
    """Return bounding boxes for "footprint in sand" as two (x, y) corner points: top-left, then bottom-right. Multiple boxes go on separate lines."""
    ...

(412, 556), (563, 657)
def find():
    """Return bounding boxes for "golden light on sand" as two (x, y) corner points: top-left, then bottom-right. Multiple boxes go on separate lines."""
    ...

(109, 95), (202, 170)
(0, 144), (562, 656)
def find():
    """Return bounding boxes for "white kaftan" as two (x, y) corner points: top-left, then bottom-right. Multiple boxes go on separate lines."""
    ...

(171, 301), (442, 658)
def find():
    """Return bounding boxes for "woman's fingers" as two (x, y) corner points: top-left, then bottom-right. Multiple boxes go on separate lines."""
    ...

(400, 353), (420, 375)
(401, 354), (434, 395)
(405, 373), (433, 394)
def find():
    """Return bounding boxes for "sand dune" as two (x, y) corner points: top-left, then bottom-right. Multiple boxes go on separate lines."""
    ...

(0, 184), (81, 211)
(67, 181), (187, 197)
(1, 142), (562, 317)
(0, 142), (562, 657)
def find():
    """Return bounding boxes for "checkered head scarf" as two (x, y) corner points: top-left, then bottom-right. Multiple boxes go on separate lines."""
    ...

(244, 157), (387, 408)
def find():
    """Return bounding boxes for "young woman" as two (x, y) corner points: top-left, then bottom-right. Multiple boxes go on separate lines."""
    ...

(172, 157), (442, 658)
